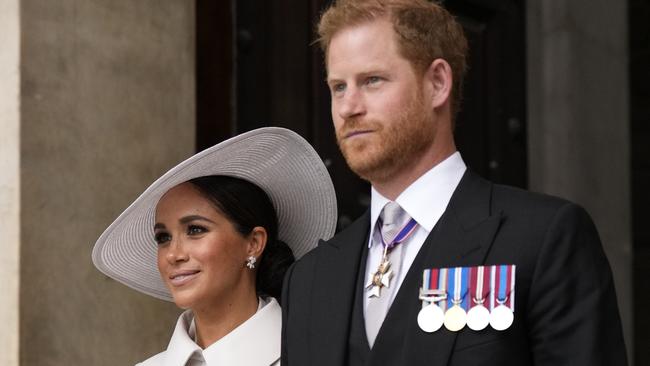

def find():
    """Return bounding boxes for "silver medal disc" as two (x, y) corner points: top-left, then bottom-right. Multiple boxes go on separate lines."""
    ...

(466, 305), (490, 331)
(417, 304), (445, 333)
(443, 305), (467, 332)
(489, 305), (514, 331)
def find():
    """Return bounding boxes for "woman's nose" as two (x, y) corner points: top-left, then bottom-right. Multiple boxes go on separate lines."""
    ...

(165, 238), (188, 263)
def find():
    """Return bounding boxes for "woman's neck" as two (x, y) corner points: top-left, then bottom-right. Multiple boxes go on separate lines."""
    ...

(192, 290), (259, 349)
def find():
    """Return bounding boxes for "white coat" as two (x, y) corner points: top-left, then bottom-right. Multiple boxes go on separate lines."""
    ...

(137, 298), (281, 366)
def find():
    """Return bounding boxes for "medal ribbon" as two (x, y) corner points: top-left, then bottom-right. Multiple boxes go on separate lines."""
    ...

(420, 268), (447, 307)
(446, 267), (469, 310)
(377, 217), (418, 250)
(438, 268), (448, 311)
(469, 266), (490, 309)
(422, 265), (515, 314)
(493, 265), (516, 310)
(420, 269), (448, 304)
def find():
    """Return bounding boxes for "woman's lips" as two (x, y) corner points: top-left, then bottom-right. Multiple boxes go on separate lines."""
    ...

(169, 270), (200, 286)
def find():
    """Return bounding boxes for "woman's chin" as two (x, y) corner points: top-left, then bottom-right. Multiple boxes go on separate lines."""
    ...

(170, 291), (199, 310)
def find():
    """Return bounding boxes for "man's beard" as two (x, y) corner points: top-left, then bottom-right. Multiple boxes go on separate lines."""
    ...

(335, 92), (436, 184)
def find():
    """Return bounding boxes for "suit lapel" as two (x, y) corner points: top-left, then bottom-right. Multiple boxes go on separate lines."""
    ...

(371, 171), (504, 365)
(422, 170), (503, 268)
(309, 211), (370, 366)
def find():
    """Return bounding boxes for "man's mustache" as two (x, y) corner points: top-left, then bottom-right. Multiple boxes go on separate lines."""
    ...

(337, 118), (381, 140)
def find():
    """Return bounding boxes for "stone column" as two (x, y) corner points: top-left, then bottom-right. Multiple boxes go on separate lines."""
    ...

(0, 0), (21, 364)
(527, 0), (632, 360)
(14, 1), (196, 365)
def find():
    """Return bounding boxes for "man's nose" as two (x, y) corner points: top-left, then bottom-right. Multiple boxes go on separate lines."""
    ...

(337, 88), (366, 119)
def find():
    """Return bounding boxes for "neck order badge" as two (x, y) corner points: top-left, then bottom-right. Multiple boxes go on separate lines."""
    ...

(417, 265), (516, 333)
(365, 203), (418, 298)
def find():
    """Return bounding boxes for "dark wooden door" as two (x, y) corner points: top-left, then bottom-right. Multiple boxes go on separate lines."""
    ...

(446, 0), (527, 188)
(196, 0), (527, 230)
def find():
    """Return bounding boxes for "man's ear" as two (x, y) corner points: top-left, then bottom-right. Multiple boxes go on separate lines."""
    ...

(424, 58), (453, 109)
(247, 227), (268, 259)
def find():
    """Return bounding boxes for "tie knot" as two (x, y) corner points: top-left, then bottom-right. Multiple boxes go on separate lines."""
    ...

(381, 201), (406, 226)
(378, 202), (412, 245)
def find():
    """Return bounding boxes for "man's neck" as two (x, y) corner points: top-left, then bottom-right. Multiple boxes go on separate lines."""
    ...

(372, 146), (456, 201)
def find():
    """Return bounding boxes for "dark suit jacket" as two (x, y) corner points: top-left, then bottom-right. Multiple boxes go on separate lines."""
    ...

(281, 171), (627, 365)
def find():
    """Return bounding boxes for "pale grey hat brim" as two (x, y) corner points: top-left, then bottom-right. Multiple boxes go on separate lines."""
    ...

(92, 127), (337, 301)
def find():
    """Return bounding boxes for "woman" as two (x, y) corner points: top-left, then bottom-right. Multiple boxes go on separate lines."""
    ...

(92, 127), (337, 365)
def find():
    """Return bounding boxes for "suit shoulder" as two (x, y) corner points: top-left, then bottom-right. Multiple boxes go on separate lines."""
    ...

(491, 182), (584, 216)
(488, 182), (599, 248)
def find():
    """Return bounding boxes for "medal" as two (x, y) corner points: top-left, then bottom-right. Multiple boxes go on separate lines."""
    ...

(467, 266), (490, 331)
(366, 217), (418, 298)
(444, 303), (467, 331)
(419, 264), (516, 333)
(490, 303), (514, 331)
(467, 302), (490, 331)
(489, 265), (516, 331)
(443, 267), (468, 332)
(418, 268), (447, 332)
(418, 303), (445, 332)
(365, 247), (394, 298)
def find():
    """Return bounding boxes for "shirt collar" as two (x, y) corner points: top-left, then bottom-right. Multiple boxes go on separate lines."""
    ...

(369, 152), (467, 247)
(164, 297), (281, 366)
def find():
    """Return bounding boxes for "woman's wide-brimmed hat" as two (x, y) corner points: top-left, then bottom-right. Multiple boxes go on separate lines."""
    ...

(92, 127), (337, 301)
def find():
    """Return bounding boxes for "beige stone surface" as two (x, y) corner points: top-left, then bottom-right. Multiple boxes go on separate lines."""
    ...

(19, 0), (195, 364)
(0, 0), (21, 364)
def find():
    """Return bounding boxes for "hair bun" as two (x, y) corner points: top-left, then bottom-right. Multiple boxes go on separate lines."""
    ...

(257, 238), (295, 299)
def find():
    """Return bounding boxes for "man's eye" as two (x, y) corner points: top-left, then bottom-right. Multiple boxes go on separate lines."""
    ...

(187, 225), (207, 235)
(366, 76), (381, 85)
(331, 83), (346, 93)
(154, 232), (171, 245)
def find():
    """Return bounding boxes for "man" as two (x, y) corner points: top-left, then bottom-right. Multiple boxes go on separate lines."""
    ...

(281, 0), (627, 365)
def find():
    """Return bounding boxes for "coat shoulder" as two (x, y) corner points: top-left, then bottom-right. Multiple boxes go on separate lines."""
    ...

(490, 182), (585, 218)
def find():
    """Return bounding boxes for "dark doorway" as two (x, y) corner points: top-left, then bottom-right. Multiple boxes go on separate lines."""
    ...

(630, 0), (650, 363)
(196, 0), (527, 230)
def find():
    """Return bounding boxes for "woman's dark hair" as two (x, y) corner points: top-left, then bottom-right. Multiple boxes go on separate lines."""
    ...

(188, 175), (295, 299)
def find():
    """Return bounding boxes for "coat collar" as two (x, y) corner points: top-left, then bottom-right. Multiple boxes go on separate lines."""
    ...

(163, 298), (281, 366)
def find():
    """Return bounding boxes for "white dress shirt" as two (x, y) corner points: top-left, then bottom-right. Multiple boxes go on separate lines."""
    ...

(137, 297), (281, 366)
(363, 152), (466, 315)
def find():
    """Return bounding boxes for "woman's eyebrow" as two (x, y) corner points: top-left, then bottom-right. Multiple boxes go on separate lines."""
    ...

(179, 215), (216, 225)
(153, 223), (166, 230)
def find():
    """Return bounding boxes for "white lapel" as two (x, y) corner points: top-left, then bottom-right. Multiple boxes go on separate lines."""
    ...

(202, 297), (281, 366)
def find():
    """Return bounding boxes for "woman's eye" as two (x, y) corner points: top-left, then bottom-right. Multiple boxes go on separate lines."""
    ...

(187, 225), (207, 236)
(154, 232), (171, 245)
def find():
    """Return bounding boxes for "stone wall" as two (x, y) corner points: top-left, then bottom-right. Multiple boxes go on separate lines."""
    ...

(17, 1), (195, 364)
